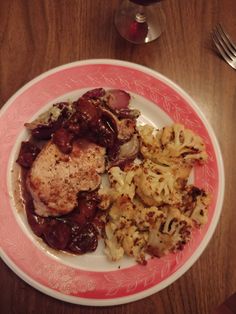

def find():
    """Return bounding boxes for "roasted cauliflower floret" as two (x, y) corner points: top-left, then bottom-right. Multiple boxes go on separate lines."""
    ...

(147, 207), (193, 257)
(138, 124), (162, 160)
(108, 166), (136, 201)
(134, 161), (182, 206)
(138, 124), (207, 167)
(180, 185), (210, 226)
(121, 225), (148, 264)
(104, 222), (125, 261)
(109, 196), (135, 222)
(139, 159), (191, 189)
(134, 199), (165, 230)
(104, 196), (148, 264)
(161, 124), (207, 162)
(97, 166), (136, 210)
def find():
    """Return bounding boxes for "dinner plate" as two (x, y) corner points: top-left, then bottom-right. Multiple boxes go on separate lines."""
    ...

(0, 59), (224, 306)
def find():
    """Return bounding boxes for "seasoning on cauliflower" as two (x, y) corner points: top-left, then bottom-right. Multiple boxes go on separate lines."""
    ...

(101, 122), (210, 265)
(134, 160), (182, 206)
(97, 166), (137, 210)
(147, 206), (193, 257)
(104, 196), (149, 264)
(138, 123), (208, 166)
(180, 185), (210, 226)
(108, 166), (136, 201)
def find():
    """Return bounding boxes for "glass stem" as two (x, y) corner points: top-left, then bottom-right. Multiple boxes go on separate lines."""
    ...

(135, 5), (146, 23)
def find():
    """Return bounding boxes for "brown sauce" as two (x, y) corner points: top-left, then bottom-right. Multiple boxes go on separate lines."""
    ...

(20, 167), (101, 254)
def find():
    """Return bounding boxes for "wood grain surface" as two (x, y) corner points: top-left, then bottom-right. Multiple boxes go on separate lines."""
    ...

(1, 0), (236, 313)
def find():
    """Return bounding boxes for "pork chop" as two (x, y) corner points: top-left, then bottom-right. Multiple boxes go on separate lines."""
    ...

(27, 139), (105, 217)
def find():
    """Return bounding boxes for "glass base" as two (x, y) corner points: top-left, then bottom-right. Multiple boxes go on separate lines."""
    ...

(115, 1), (166, 44)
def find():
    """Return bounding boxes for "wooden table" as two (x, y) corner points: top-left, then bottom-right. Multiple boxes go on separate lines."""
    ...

(1, 1), (236, 313)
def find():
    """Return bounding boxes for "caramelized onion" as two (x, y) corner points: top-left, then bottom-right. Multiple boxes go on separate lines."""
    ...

(95, 118), (117, 148)
(31, 124), (57, 140)
(43, 221), (71, 250)
(115, 108), (140, 120)
(82, 88), (105, 99)
(100, 107), (135, 143)
(66, 191), (99, 225)
(75, 97), (101, 126)
(16, 141), (40, 168)
(107, 89), (131, 110)
(119, 133), (139, 158)
(69, 223), (98, 254)
(52, 128), (74, 154)
(108, 134), (139, 167)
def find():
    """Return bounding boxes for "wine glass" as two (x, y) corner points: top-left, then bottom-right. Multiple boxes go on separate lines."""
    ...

(114, 0), (165, 44)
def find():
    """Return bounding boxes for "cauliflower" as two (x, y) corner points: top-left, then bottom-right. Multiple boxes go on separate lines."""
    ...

(102, 123), (209, 264)
(147, 207), (193, 257)
(121, 225), (148, 264)
(161, 124), (208, 161)
(134, 160), (182, 206)
(97, 166), (136, 210)
(108, 166), (136, 201)
(138, 124), (162, 162)
(180, 185), (210, 226)
(104, 196), (149, 264)
(104, 222), (125, 261)
(138, 124), (208, 167)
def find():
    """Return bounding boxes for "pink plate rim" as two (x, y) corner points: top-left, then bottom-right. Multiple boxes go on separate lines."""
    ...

(0, 59), (225, 306)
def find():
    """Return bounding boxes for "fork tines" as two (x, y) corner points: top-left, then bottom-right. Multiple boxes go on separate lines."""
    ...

(212, 24), (236, 69)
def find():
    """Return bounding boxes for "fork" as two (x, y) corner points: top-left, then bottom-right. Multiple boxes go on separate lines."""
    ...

(212, 24), (236, 69)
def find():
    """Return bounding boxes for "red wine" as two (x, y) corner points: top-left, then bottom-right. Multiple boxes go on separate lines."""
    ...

(130, 0), (161, 5)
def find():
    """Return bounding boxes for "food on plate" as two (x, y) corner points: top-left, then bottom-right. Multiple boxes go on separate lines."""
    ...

(100, 149), (209, 264)
(16, 88), (140, 254)
(27, 139), (105, 217)
(16, 87), (210, 264)
(138, 123), (207, 166)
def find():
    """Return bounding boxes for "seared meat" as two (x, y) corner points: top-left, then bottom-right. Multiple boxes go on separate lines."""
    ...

(27, 139), (105, 217)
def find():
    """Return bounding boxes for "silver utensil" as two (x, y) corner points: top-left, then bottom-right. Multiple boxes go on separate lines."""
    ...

(212, 24), (236, 69)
